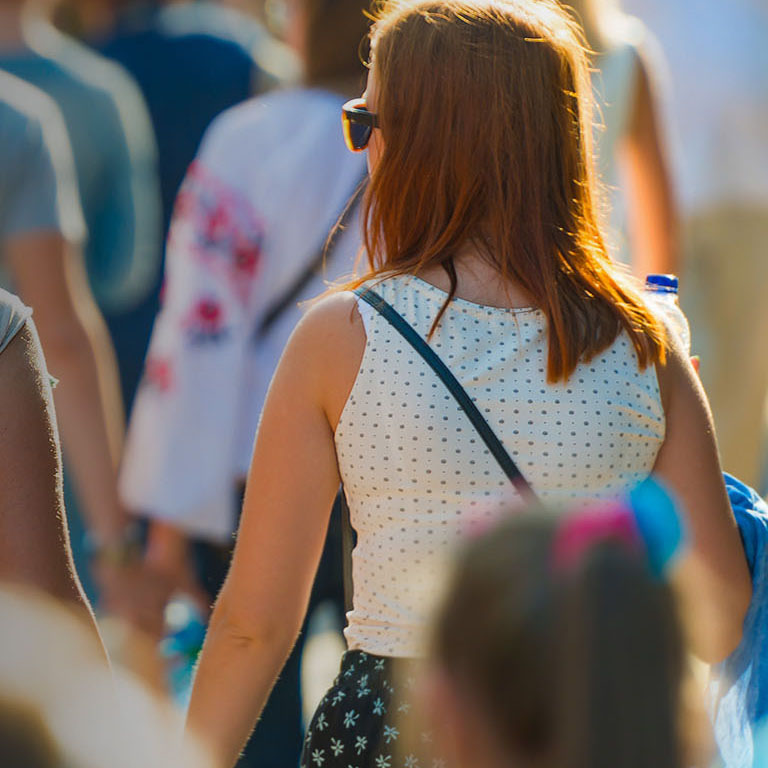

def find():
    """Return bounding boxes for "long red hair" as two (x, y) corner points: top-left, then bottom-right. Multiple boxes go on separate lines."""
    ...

(350, 0), (665, 382)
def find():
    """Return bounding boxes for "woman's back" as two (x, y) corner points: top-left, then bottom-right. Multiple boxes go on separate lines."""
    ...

(338, 273), (664, 656)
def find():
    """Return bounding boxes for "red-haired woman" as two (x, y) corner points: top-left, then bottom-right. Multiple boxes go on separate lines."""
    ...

(185, 1), (749, 766)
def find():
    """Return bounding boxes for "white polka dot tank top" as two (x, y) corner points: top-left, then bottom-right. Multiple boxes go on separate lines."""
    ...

(335, 274), (665, 658)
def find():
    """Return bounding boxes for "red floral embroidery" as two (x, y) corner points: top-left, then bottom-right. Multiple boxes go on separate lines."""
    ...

(167, 161), (266, 312)
(195, 298), (223, 333)
(183, 297), (229, 343)
(234, 241), (260, 277)
(143, 357), (174, 392)
(204, 203), (231, 243)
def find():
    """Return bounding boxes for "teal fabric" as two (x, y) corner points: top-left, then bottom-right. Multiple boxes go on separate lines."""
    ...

(0, 72), (84, 248)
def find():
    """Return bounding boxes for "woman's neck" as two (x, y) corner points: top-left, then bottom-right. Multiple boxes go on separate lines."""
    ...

(416, 249), (536, 310)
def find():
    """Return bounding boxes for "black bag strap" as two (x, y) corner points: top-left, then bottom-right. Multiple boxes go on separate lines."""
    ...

(256, 173), (368, 340)
(354, 286), (540, 505)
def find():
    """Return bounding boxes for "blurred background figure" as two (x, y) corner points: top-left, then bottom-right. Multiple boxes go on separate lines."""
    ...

(622, 0), (768, 491)
(0, 72), (151, 622)
(425, 506), (710, 768)
(119, 0), (370, 760)
(0, 0), (161, 408)
(53, 0), (297, 414)
(563, 0), (678, 276)
(0, 0), (162, 601)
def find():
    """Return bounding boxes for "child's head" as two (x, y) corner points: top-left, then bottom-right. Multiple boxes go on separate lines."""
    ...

(429, 508), (686, 768)
(359, 0), (666, 381)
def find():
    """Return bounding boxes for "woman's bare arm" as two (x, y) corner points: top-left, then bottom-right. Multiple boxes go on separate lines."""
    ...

(0, 320), (101, 637)
(653, 339), (751, 663)
(619, 52), (679, 277)
(186, 292), (365, 766)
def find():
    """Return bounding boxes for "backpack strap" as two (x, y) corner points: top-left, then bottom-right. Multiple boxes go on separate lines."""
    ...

(354, 286), (540, 506)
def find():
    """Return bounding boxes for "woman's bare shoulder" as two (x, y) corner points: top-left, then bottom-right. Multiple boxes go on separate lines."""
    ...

(294, 290), (365, 346)
(284, 291), (367, 428)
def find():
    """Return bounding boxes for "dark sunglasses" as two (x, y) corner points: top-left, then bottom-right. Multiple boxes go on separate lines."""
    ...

(342, 98), (380, 152)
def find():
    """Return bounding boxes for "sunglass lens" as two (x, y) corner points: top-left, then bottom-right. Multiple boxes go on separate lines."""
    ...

(343, 118), (372, 152)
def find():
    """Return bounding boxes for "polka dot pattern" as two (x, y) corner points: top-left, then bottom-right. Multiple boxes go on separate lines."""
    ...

(335, 274), (665, 657)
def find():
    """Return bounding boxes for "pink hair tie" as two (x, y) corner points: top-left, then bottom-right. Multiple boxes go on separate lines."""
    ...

(551, 502), (642, 573)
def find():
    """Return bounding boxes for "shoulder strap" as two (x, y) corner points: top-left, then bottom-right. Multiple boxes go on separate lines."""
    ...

(256, 173), (367, 340)
(354, 287), (540, 505)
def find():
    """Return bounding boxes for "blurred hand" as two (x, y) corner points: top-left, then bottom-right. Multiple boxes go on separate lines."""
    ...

(143, 520), (210, 626)
(96, 559), (171, 639)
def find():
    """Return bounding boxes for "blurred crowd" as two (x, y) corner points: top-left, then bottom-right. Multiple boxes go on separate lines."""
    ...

(0, 0), (766, 766)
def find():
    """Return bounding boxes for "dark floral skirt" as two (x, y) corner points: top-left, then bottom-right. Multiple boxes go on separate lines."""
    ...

(301, 650), (446, 768)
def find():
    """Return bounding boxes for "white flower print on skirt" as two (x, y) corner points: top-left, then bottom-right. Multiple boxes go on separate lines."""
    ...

(301, 651), (447, 768)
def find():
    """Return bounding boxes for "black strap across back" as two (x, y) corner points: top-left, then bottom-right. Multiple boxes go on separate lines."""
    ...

(256, 172), (368, 340)
(353, 286), (540, 506)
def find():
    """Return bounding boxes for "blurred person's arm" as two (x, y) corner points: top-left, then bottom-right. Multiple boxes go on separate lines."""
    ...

(7, 234), (127, 544)
(619, 46), (679, 277)
(0, 313), (104, 647)
(121, 151), (266, 619)
(654, 337), (751, 664)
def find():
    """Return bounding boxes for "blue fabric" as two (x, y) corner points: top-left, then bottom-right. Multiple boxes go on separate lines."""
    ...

(710, 473), (768, 768)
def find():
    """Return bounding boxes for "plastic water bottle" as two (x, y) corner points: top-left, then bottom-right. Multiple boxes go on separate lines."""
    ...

(160, 594), (206, 709)
(643, 274), (691, 356)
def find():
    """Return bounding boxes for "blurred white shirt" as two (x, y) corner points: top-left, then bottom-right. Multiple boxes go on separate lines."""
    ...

(120, 88), (366, 541)
(622, 0), (768, 213)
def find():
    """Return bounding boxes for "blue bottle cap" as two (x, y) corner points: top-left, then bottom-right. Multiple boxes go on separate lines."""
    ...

(645, 274), (679, 294)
